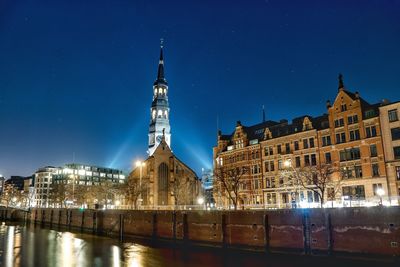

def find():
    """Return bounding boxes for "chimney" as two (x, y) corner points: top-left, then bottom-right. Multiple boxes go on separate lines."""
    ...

(326, 100), (331, 108)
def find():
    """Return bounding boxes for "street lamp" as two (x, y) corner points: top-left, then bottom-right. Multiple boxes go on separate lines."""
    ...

(136, 160), (146, 209)
(376, 188), (385, 206)
(284, 159), (292, 168)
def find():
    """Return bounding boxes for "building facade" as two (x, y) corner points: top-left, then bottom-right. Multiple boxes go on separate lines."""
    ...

(379, 101), (400, 204)
(131, 136), (199, 208)
(214, 75), (397, 209)
(33, 163), (125, 208)
(34, 166), (58, 207)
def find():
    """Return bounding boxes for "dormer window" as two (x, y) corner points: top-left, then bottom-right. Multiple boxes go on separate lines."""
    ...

(264, 128), (272, 140)
(302, 117), (313, 131)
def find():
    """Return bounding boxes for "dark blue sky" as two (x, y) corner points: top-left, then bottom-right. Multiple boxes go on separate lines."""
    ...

(1, 0), (400, 178)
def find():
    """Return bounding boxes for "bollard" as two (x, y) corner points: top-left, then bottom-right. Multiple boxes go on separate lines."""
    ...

(302, 210), (311, 255)
(264, 213), (270, 253)
(326, 212), (333, 255)
(119, 213), (124, 241)
(172, 211), (177, 241)
(221, 213), (227, 248)
(183, 213), (188, 243)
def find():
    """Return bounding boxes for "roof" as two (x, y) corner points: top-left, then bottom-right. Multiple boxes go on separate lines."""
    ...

(219, 114), (329, 146)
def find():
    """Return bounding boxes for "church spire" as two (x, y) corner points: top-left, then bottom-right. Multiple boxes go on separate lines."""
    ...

(155, 38), (167, 85)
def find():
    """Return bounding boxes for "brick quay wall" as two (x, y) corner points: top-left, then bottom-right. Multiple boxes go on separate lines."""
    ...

(1, 207), (399, 257)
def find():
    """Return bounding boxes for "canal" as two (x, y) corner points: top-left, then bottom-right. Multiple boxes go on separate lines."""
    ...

(0, 222), (397, 267)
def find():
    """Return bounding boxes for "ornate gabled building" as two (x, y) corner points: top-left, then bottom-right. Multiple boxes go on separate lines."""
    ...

(130, 42), (200, 209)
(214, 75), (396, 209)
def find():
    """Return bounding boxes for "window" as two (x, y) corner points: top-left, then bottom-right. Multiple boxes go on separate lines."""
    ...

(325, 152), (332, 164)
(365, 109), (376, 119)
(278, 160), (283, 170)
(266, 193), (276, 204)
(372, 163), (379, 177)
(347, 115), (358, 125)
(341, 104), (347, 112)
(322, 135), (331, 146)
(294, 141), (299, 150)
(394, 147), (400, 159)
(388, 109), (398, 122)
(339, 148), (361, 161)
(264, 147), (269, 156)
(349, 129), (360, 141)
(336, 132), (346, 144)
(277, 145), (282, 154)
(303, 139), (309, 149)
(309, 138), (314, 148)
(365, 125), (377, 138)
(334, 118), (345, 127)
(342, 185), (366, 200)
(391, 127), (400, 141)
(370, 144), (377, 157)
(295, 156), (301, 168)
(354, 165), (362, 178)
(372, 183), (383, 196)
(396, 166), (400, 181)
(311, 154), (317, 166)
(265, 161), (274, 172)
(304, 155), (310, 166)
(285, 143), (290, 154)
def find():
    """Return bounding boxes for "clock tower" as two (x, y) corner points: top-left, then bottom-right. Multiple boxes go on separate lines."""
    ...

(148, 40), (171, 155)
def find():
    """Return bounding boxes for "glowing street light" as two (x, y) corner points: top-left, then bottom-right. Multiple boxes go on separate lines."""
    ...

(197, 196), (205, 205)
(136, 160), (146, 209)
(284, 159), (292, 168)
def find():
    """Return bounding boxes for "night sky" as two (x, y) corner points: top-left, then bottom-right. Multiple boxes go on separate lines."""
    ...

(1, 1), (400, 178)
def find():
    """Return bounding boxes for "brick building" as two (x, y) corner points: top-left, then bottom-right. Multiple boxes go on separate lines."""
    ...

(214, 75), (397, 209)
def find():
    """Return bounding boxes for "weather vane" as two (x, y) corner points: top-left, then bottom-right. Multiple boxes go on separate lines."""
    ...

(160, 38), (164, 48)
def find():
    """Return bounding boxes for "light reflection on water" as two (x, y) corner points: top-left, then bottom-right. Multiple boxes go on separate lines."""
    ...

(0, 223), (395, 267)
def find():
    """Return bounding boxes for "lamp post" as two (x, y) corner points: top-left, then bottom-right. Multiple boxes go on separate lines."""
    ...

(136, 160), (146, 209)
(376, 188), (385, 206)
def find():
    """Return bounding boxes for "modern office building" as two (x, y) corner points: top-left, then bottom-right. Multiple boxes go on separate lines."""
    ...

(33, 163), (125, 208)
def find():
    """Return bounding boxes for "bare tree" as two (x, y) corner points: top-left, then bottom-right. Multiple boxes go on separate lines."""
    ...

(122, 174), (149, 209)
(213, 165), (249, 210)
(284, 164), (343, 207)
(172, 172), (196, 208)
(50, 183), (72, 208)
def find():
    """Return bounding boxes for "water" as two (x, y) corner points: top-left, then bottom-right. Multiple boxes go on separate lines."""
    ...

(0, 222), (396, 267)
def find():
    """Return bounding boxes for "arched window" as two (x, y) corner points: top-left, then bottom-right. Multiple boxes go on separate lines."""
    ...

(157, 110), (162, 118)
(164, 110), (168, 119)
(152, 110), (156, 119)
(158, 162), (169, 205)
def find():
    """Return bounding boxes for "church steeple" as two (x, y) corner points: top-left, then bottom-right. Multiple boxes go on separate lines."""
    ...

(148, 40), (171, 156)
(155, 39), (167, 85)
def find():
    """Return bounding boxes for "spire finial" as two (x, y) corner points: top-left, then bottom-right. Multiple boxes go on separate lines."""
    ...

(338, 73), (344, 90)
(155, 40), (166, 84)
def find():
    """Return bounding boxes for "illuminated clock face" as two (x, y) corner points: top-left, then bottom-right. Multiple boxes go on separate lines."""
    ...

(156, 135), (163, 143)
